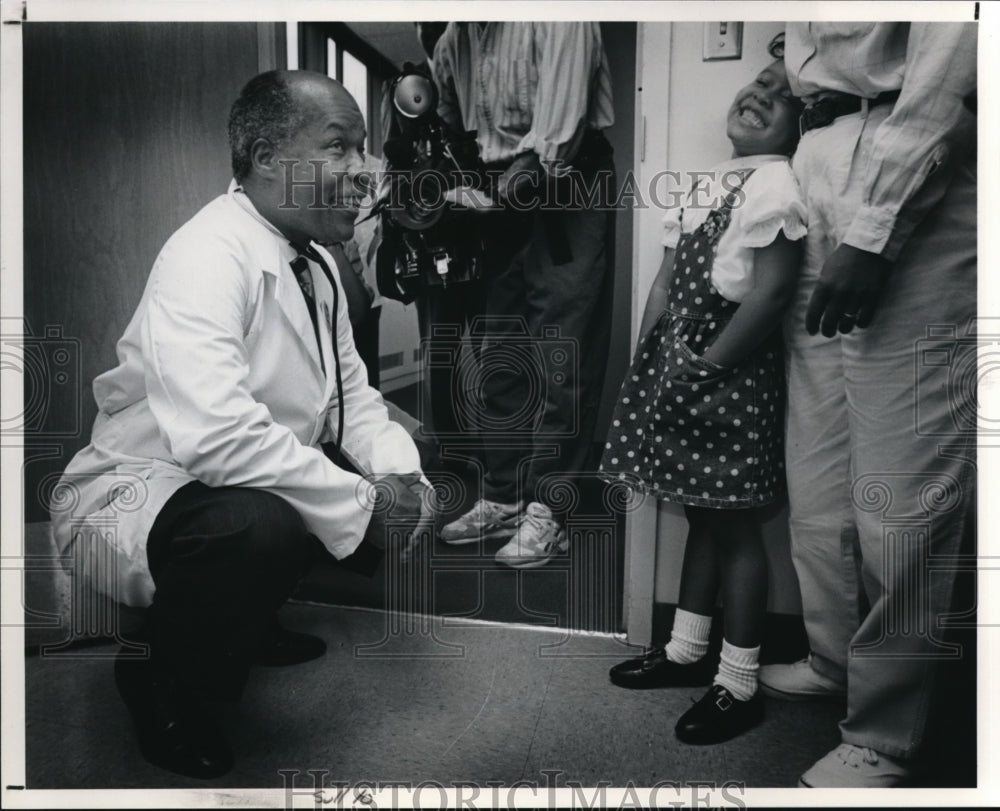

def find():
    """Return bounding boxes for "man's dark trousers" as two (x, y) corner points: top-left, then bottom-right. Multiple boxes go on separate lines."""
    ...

(480, 153), (616, 508)
(144, 481), (316, 700)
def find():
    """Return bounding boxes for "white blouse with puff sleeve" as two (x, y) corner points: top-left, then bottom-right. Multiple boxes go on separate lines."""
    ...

(661, 155), (807, 303)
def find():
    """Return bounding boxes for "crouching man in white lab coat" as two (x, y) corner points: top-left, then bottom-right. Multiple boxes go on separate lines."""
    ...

(50, 70), (432, 780)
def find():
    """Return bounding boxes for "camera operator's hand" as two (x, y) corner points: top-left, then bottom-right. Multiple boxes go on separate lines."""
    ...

(362, 473), (435, 557)
(443, 186), (499, 212)
(498, 151), (543, 209)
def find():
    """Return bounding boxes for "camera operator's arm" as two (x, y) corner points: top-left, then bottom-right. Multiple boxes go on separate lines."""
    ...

(497, 152), (544, 208)
(514, 22), (612, 175)
(496, 23), (612, 204)
(380, 75), (400, 149)
(431, 24), (466, 140)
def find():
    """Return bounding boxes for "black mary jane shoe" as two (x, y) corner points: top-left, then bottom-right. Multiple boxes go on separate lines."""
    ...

(253, 621), (328, 667)
(674, 684), (764, 745)
(114, 651), (233, 779)
(609, 647), (713, 689)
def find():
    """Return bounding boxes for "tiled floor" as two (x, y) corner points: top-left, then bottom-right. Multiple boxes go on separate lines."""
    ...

(22, 601), (850, 791)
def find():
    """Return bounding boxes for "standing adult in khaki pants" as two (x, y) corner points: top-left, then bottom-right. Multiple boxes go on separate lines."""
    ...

(760, 22), (977, 787)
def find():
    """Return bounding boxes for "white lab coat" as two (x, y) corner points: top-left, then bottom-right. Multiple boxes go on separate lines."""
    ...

(51, 181), (423, 607)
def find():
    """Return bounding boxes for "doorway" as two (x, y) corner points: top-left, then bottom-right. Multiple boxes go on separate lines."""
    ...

(292, 21), (638, 633)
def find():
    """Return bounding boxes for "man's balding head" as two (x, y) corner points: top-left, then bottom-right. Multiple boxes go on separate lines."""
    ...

(228, 70), (362, 183)
(230, 70), (368, 246)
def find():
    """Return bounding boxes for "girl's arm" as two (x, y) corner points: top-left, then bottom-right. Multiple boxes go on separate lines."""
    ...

(637, 247), (676, 341)
(701, 234), (802, 369)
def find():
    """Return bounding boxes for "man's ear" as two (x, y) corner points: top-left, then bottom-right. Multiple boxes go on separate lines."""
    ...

(250, 137), (278, 177)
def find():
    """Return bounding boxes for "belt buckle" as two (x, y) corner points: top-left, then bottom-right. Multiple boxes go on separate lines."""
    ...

(799, 97), (836, 137)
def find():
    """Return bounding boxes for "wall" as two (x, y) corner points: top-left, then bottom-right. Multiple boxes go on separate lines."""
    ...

(22, 22), (279, 521)
(595, 22), (637, 440)
(644, 22), (803, 615)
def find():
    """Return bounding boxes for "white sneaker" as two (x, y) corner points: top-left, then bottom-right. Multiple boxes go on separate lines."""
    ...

(799, 744), (913, 788)
(758, 656), (846, 702)
(440, 499), (523, 545)
(495, 502), (568, 569)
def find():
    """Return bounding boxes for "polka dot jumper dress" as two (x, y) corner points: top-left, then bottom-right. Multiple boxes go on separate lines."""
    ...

(600, 171), (785, 509)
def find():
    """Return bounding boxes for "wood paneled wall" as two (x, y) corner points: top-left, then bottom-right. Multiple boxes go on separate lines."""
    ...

(22, 23), (276, 520)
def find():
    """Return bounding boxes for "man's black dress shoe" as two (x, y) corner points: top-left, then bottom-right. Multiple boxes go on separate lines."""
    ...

(254, 622), (327, 667)
(114, 650), (233, 779)
(674, 684), (764, 745)
(609, 647), (713, 689)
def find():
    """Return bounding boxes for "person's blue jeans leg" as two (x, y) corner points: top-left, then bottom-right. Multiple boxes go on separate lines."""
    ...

(481, 162), (615, 509)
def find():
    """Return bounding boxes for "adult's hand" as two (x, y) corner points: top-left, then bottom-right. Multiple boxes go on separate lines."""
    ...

(805, 244), (892, 337)
(442, 186), (499, 212)
(398, 480), (436, 562)
(497, 151), (543, 208)
(362, 473), (435, 556)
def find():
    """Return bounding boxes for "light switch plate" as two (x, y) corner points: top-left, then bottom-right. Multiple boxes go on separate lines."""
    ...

(703, 22), (743, 61)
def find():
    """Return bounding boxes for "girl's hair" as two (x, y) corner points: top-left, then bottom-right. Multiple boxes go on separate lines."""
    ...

(765, 31), (805, 155)
(767, 31), (785, 60)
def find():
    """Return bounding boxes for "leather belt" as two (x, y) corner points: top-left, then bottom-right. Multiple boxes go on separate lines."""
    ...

(799, 90), (901, 136)
(483, 130), (611, 174)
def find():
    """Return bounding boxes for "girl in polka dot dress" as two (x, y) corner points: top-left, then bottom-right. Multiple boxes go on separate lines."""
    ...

(602, 35), (806, 744)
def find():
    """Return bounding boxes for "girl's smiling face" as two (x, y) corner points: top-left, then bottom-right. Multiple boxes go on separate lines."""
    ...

(727, 60), (800, 157)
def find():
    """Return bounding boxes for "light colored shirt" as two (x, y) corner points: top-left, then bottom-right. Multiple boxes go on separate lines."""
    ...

(336, 152), (383, 309)
(432, 22), (614, 172)
(662, 156), (807, 303)
(785, 22), (977, 260)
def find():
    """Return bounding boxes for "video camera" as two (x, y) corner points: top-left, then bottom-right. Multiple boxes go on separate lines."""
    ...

(376, 64), (488, 304)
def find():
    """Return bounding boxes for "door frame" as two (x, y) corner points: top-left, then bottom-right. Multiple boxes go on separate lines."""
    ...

(623, 22), (672, 646)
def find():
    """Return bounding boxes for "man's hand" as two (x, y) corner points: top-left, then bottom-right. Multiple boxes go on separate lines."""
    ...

(399, 481), (435, 562)
(442, 186), (499, 212)
(497, 151), (544, 208)
(362, 473), (435, 558)
(805, 244), (892, 337)
(443, 152), (544, 213)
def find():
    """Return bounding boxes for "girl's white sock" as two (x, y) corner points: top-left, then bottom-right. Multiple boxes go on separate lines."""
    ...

(713, 639), (760, 701)
(664, 608), (712, 664)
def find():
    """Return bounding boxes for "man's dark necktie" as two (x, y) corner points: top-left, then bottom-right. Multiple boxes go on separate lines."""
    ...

(290, 254), (324, 374)
(289, 246), (344, 458)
